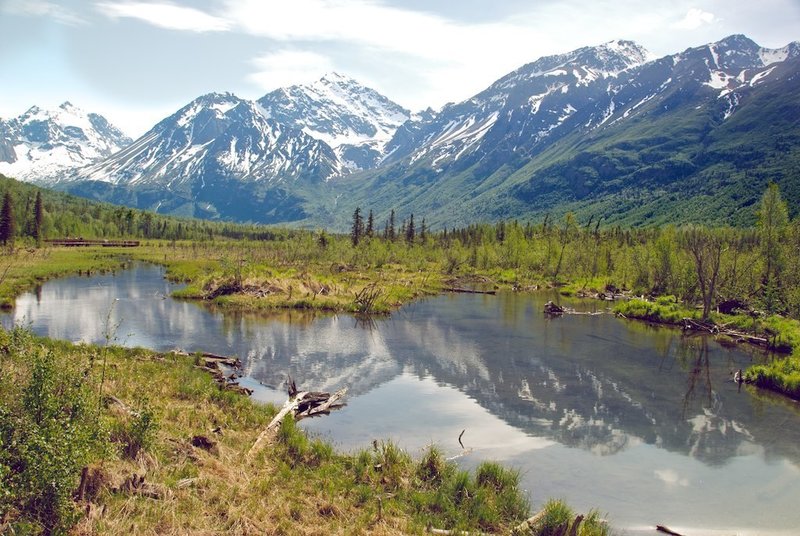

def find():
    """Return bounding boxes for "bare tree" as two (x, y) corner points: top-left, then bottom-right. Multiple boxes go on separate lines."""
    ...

(680, 227), (728, 319)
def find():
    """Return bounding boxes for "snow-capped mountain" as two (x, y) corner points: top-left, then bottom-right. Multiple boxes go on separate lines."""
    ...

(381, 35), (799, 175)
(0, 102), (131, 184)
(74, 92), (340, 188)
(344, 35), (800, 228)
(382, 40), (652, 167)
(258, 73), (410, 170)
(68, 92), (341, 222)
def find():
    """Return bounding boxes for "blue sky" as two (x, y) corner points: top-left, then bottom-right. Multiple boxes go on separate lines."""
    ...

(1, 0), (798, 137)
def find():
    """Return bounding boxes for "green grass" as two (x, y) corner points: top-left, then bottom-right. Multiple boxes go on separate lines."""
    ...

(613, 296), (694, 324)
(0, 248), (128, 308)
(1, 327), (549, 534)
(512, 498), (611, 536)
(745, 356), (800, 400)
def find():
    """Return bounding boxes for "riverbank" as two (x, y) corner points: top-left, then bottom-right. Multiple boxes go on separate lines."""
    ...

(0, 327), (613, 535)
(612, 297), (800, 399)
(2, 241), (799, 401)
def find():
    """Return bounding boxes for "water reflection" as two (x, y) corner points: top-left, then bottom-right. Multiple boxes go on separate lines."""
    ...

(3, 264), (800, 533)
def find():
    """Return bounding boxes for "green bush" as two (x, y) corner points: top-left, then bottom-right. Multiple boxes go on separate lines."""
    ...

(0, 339), (101, 534)
(111, 401), (158, 459)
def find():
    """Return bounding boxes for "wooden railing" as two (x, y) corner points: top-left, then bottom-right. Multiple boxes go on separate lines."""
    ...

(44, 239), (140, 247)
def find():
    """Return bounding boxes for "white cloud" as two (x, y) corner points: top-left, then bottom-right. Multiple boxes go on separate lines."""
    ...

(2, 0), (87, 25)
(95, 1), (232, 32)
(673, 8), (717, 30)
(654, 468), (690, 487)
(223, 0), (531, 61)
(248, 50), (335, 91)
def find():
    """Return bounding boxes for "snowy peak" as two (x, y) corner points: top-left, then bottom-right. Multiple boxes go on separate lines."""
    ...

(662, 35), (800, 98)
(496, 39), (651, 91)
(759, 41), (800, 66)
(0, 102), (131, 184)
(572, 39), (652, 73)
(258, 73), (410, 170)
(382, 39), (653, 167)
(73, 91), (342, 191)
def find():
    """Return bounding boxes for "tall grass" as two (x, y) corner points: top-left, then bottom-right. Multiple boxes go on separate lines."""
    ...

(0, 328), (544, 534)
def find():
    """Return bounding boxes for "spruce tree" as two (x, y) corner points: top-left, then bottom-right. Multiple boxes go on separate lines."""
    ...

(406, 214), (415, 244)
(351, 207), (364, 246)
(33, 191), (44, 245)
(389, 209), (396, 241)
(366, 209), (374, 238)
(0, 192), (15, 247)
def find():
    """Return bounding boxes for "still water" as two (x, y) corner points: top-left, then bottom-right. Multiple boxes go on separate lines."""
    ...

(3, 263), (800, 535)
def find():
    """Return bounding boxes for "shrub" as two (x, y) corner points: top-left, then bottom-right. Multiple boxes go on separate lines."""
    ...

(0, 342), (101, 534)
(417, 445), (450, 485)
(111, 401), (158, 459)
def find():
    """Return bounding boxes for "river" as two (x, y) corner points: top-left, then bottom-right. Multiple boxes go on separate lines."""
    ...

(2, 263), (799, 535)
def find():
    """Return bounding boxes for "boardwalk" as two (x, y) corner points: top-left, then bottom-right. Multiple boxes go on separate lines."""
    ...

(44, 239), (140, 247)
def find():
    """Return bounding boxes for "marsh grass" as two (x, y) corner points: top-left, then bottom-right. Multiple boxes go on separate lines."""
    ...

(0, 328), (539, 534)
(613, 296), (693, 324)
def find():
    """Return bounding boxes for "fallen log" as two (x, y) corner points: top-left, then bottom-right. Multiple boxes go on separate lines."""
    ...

(656, 525), (684, 536)
(248, 378), (347, 457)
(444, 287), (497, 295)
(682, 318), (770, 346)
(199, 352), (242, 367)
(511, 509), (546, 535)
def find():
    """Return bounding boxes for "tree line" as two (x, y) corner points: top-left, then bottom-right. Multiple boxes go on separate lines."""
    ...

(346, 184), (798, 319)
(0, 175), (294, 246)
(3, 174), (798, 321)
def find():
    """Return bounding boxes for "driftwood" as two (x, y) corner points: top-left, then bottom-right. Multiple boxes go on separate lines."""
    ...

(682, 318), (769, 346)
(444, 287), (497, 295)
(248, 378), (347, 457)
(182, 350), (253, 396)
(512, 512), (590, 536)
(104, 395), (139, 417)
(427, 528), (487, 535)
(511, 509), (546, 535)
(116, 473), (171, 500)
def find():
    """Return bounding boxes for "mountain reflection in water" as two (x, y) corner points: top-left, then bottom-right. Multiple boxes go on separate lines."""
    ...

(4, 263), (800, 534)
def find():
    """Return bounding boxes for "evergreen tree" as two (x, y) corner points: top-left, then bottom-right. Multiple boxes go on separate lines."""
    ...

(318, 229), (329, 249)
(0, 192), (15, 247)
(406, 214), (416, 244)
(33, 191), (44, 244)
(366, 209), (374, 238)
(420, 218), (427, 242)
(389, 209), (396, 241)
(351, 207), (364, 246)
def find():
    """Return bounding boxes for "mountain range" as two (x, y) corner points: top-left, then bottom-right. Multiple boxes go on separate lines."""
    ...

(0, 102), (131, 184)
(2, 34), (798, 229)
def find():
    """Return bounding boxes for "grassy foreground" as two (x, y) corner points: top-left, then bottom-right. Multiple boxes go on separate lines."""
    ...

(0, 327), (613, 535)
